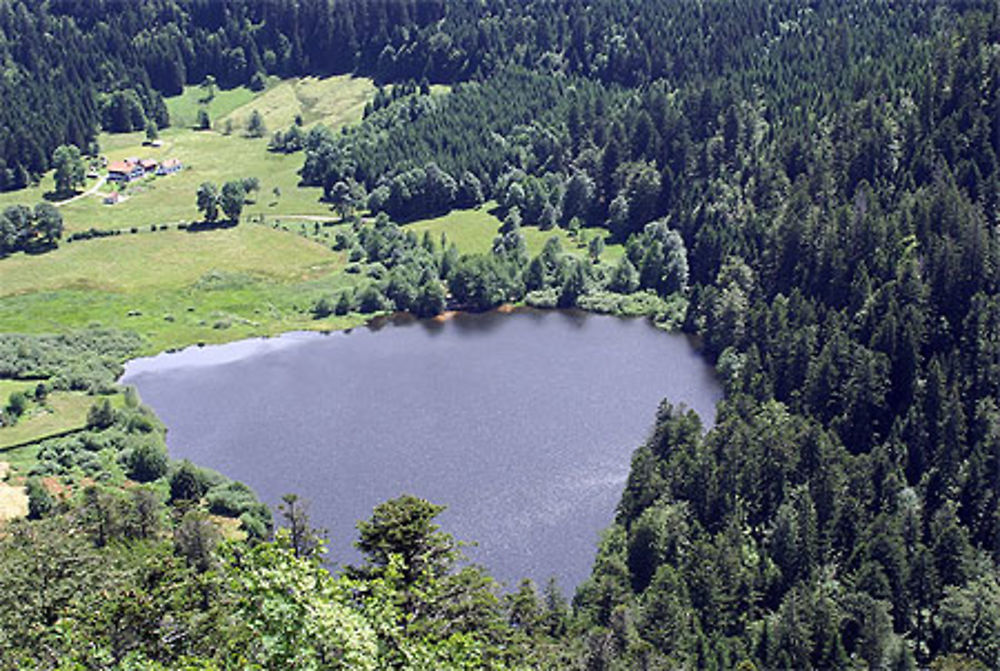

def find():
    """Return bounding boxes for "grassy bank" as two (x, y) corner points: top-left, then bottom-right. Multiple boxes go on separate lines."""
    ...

(0, 224), (369, 353)
(0, 391), (124, 451)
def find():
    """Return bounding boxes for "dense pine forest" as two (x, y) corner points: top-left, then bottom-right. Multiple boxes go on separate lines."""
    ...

(1, 0), (1000, 668)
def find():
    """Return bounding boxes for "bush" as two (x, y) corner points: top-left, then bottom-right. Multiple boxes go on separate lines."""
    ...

(525, 288), (559, 309)
(249, 71), (267, 91)
(312, 297), (335, 318)
(206, 480), (258, 517)
(169, 459), (208, 502)
(334, 291), (353, 315)
(358, 284), (389, 313)
(6, 391), (28, 418)
(240, 503), (273, 541)
(86, 398), (115, 429)
(125, 441), (169, 482)
(26, 477), (54, 519)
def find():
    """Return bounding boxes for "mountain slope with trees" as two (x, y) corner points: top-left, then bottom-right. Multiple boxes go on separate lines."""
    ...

(1, 0), (999, 668)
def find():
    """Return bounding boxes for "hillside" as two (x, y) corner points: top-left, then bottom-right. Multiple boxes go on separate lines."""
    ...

(0, 0), (999, 669)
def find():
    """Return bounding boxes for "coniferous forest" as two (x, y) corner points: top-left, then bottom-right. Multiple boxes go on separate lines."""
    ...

(1, 0), (1000, 668)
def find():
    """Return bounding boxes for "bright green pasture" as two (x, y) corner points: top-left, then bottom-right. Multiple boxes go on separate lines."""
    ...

(404, 206), (502, 255)
(402, 203), (622, 260)
(0, 75), (376, 234)
(0, 128), (331, 234)
(59, 129), (336, 233)
(0, 392), (123, 450)
(165, 83), (262, 129)
(0, 378), (128, 451)
(0, 224), (368, 353)
(0, 380), (35, 400)
(0, 224), (339, 295)
(220, 75), (375, 132)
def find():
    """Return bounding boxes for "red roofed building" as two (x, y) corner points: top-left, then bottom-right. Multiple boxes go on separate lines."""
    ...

(139, 159), (158, 173)
(107, 160), (144, 182)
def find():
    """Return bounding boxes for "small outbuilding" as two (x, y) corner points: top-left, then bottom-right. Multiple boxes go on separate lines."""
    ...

(156, 158), (182, 176)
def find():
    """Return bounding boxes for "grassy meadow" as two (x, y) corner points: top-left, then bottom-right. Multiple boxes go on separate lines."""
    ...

(220, 75), (375, 131)
(404, 204), (624, 260)
(0, 391), (122, 450)
(272, 203), (623, 262)
(0, 224), (367, 353)
(0, 74), (623, 358)
(165, 83), (262, 129)
(0, 75), (376, 234)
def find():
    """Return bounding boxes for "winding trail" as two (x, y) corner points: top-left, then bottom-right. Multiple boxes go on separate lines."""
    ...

(54, 175), (107, 208)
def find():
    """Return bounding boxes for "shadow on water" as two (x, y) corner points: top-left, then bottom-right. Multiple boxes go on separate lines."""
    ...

(553, 308), (590, 329)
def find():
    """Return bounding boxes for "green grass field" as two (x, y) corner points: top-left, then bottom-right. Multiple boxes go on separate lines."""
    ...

(221, 75), (375, 131)
(57, 129), (335, 234)
(1, 377), (128, 451)
(0, 379), (35, 400)
(0, 392), (113, 450)
(0, 127), (331, 234)
(404, 203), (624, 260)
(0, 224), (370, 353)
(0, 73), (627, 361)
(0, 75), (377, 235)
(165, 83), (262, 129)
(0, 224), (339, 295)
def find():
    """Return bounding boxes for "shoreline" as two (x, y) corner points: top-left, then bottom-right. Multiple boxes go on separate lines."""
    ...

(131, 302), (690, 368)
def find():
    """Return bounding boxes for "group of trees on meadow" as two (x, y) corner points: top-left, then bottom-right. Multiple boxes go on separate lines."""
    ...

(0, 203), (63, 256)
(313, 210), (687, 323)
(194, 177), (259, 225)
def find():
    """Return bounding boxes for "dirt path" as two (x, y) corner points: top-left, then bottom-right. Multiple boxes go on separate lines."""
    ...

(54, 175), (107, 208)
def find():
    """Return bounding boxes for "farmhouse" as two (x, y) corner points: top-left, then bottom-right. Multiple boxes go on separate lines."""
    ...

(107, 160), (144, 182)
(156, 158), (182, 176)
(139, 159), (158, 173)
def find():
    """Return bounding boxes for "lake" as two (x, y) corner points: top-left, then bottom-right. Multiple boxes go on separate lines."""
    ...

(121, 309), (722, 591)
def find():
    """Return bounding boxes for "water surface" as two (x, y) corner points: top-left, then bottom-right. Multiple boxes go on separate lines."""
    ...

(122, 310), (721, 590)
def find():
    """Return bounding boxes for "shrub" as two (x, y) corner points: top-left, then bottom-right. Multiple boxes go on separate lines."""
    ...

(26, 478), (54, 519)
(312, 297), (334, 319)
(169, 459), (208, 502)
(334, 291), (353, 315)
(6, 391), (28, 418)
(206, 480), (258, 517)
(86, 398), (115, 429)
(125, 441), (168, 482)
(525, 288), (559, 308)
(240, 502), (273, 541)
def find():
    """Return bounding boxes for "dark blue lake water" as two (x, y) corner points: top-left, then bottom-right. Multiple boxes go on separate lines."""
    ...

(122, 309), (721, 591)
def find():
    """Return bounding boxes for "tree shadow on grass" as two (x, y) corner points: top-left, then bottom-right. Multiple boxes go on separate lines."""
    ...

(42, 189), (79, 203)
(184, 219), (239, 233)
